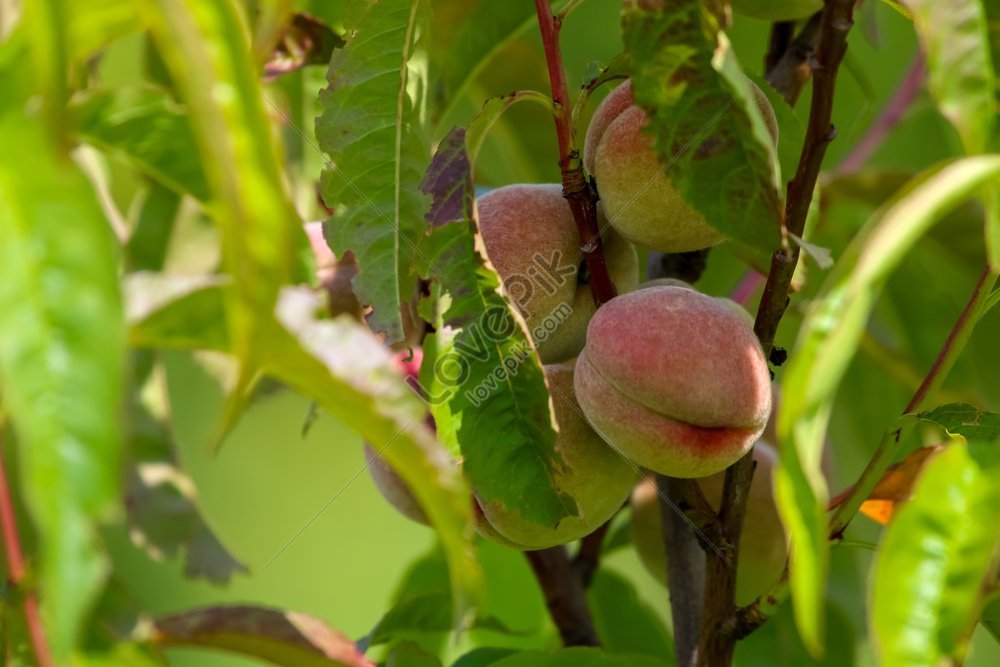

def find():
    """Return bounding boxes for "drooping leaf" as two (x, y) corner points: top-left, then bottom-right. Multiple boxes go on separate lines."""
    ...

(72, 87), (210, 202)
(622, 0), (782, 255)
(316, 0), (430, 342)
(908, 0), (996, 155)
(152, 605), (374, 667)
(919, 403), (1000, 443)
(265, 288), (482, 632)
(134, 0), (299, 370)
(776, 155), (1000, 653)
(0, 112), (124, 661)
(872, 441), (1000, 666)
(417, 127), (571, 528)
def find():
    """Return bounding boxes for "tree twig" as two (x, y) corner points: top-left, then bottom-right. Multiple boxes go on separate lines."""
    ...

(525, 547), (600, 647)
(698, 2), (858, 664)
(0, 434), (54, 667)
(765, 12), (823, 105)
(573, 520), (611, 588)
(837, 50), (926, 175)
(534, 0), (617, 306)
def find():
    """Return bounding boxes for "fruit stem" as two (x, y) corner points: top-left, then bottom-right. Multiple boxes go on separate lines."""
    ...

(525, 546), (600, 647)
(533, 0), (617, 307)
(700, 2), (858, 665)
(0, 433), (55, 667)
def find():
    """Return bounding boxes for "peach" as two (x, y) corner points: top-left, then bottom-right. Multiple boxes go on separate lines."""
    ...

(585, 79), (778, 252)
(630, 442), (786, 605)
(475, 363), (638, 549)
(574, 285), (771, 478)
(732, 0), (822, 21)
(476, 184), (639, 363)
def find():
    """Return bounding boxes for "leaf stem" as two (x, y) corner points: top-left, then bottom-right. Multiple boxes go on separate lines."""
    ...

(699, 2), (857, 664)
(533, 0), (617, 306)
(0, 434), (54, 667)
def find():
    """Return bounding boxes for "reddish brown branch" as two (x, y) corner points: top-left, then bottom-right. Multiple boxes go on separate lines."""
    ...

(573, 520), (611, 588)
(534, 0), (617, 306)
(699, 2), (858, 664)
(525, 547), (600, 647)
(0, 436), (54, 667)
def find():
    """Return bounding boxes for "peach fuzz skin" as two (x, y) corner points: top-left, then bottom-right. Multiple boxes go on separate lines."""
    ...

(585, 79), (778, 253)
(574, 286), (771, 478)
(476, 184), (638, 364)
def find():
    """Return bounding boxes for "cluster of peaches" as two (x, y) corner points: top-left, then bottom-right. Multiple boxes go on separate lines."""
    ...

(367, 76), (788, 603)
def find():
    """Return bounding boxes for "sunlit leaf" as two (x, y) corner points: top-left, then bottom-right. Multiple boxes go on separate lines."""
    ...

(0, 112), (124, 661)
(316, 0), (430, 342)
(829, 445), (944, 525)
(872, 441), (1000, 666)
(622, 0), (783, 255)
(777, 155), (1000, 653)
(152, 605), (374, 667)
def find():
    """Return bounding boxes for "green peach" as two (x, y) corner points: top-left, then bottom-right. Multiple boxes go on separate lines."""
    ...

(475, 363), (638, 549)
(574, 286), (771, 478)
(630, 442), (786, 605)
(477, 184), (639, 363)
(365, 443), (428, 525)
(585, 79), (778, 252)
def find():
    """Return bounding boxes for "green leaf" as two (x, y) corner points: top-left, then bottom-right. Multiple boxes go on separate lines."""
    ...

(908, 0), (996, 155)
(872, 441), (1000, 666)
(622, 0), (782, 255)
(134, 0), (299, 369)
(776, 155), (1000, 653)
(417, 127), (571, 528)
(490, 648), (671, 667)
(126, 273), (230, 352)
(72, 87), (211, 202)
(0, 112), (124, 661)
(452, 648), (521, 667)
(265, 288), (482, 633)
(386, 642), (443, 667)
(918, 404), (1000, 443)
(316, 0), (430, 342)
(981, 593), (1000, 644)
(587, 570), (674, 659)
(152, 605), (374, 667)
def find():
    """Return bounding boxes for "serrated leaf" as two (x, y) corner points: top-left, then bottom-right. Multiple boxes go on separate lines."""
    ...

(152, 605), (374, 667)
(417, 127), (572, 529)
(622, 0), (782, 255)
(777, 155), (1000, 653)
(133, 0), (298, 371)
(72, 86), (210, 202)
(0, 112), (124, 661)
(316, 0), (430, 342)
(918, 403), (1000, 443)
(908, 0), (996, 155)
(872, 441), (1000, 666)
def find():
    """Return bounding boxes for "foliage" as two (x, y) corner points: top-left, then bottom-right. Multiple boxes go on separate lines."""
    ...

(1, 1), (999, 667)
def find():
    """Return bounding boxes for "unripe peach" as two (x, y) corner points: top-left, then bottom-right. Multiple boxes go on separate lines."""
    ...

(475, 363), (638, 549)
(732, 0), (822, 22)
(630, 442), (786, 605)
(585, 80), (778, 252)
(477, 184), (639, 363)
(574, 286), (771, 478)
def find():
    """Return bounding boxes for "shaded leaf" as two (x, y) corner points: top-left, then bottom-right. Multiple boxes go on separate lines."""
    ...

(153, 605), (374, 667)
(417, 127), (571, 528)
(316, 0), (430, 342)
(452, 648), (521, 667)
(0, 112), (124, 661)
(622, 0), (782, 255)
(735, 598), (856, 667)
(872, 441), (1000, 666)
(72, 87), (210, 202)
(981, 593), (1000, 644)
(587, 570), (674, 659)
(386, 642), (443, 667)
(776, 155), (1000, 652)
